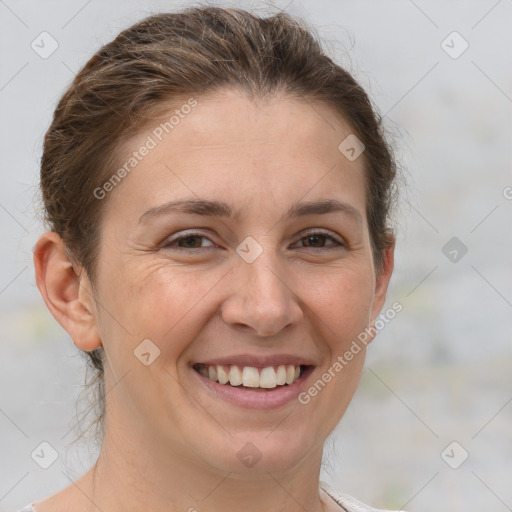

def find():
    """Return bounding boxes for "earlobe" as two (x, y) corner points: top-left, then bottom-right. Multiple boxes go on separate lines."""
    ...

(33, 231), (102, 352)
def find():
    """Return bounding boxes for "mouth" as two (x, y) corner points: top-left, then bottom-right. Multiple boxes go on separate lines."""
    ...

(191, 362), (315, 409)
(193, 363), (308, 390)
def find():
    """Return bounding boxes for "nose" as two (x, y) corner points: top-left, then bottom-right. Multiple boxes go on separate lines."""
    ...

(220, 248), (304, 337)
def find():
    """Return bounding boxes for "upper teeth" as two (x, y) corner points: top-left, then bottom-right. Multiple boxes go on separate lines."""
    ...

(195, 364), (302, 388)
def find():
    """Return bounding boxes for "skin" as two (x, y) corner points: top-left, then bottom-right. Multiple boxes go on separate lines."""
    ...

(33, 88), (394, 512)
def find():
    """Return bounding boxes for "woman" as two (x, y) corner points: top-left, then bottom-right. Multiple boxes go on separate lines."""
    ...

(25, 5), (400, 512)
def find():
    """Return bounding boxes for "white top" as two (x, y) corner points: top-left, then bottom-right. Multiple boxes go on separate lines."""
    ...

(320, 481), (404, 511)
(17, 481), (405, 512)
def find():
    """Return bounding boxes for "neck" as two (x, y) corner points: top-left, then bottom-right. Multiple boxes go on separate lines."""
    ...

(74, 417), (330, 512)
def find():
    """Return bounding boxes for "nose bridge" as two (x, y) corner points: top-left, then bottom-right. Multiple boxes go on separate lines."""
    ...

(222, 236), (303, 335)
(243, 242), (285, 296)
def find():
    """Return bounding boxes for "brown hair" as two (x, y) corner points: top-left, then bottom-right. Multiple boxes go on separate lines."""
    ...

(39, 6), (397, 441)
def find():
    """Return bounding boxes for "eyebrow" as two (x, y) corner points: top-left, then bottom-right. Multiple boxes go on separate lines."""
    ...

(139, 198), (363, 225)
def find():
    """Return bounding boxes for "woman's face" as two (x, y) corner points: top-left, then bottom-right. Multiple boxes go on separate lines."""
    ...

(84, 89), (393, 475)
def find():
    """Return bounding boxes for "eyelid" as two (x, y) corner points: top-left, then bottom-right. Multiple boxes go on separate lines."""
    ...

(297, 228), (343, 242)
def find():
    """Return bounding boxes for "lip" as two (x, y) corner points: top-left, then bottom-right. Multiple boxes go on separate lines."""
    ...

(191, 364), (315, 410)
(193, 353), (318, 368)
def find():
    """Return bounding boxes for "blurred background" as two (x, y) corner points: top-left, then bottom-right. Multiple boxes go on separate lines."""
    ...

(0, 1), (510, 511)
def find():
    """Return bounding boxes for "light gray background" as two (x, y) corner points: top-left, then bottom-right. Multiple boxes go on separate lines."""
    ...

(1, 1), (511, 511)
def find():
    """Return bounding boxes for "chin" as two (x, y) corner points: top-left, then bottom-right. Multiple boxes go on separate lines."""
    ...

(196, 426), (319, 476)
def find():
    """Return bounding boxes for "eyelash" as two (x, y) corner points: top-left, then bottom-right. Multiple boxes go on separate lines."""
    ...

(162, 230), (344, 253)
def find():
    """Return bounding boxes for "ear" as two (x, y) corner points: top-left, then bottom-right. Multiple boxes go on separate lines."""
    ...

(33, 231), (102, 352)
(369, 236), (395, 328)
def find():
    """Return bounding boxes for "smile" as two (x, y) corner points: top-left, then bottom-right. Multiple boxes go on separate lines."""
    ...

(190, 352), (317, 409)
(193, 363), (305, 389)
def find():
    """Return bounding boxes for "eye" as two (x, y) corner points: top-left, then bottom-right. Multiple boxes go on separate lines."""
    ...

(162, 231), (216, 251)
(292, 231), (344, 250)
(161, 230), (344, 253)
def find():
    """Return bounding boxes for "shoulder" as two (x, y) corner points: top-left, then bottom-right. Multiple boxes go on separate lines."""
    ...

(320, 481), (406, 512)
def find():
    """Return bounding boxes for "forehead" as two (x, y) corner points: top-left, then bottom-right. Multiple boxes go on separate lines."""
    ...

(105, 89), (367, 226)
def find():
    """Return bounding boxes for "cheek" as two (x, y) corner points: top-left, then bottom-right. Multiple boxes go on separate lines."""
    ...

(303, 265), (376, 349)
(291, 268), (374, 437)
(107, 262), (227, 358)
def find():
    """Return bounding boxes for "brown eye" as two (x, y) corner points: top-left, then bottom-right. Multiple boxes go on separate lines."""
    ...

(295, 232), (343, 250)
(163, 232), (216, 251)
(175, 235), (204, 248)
